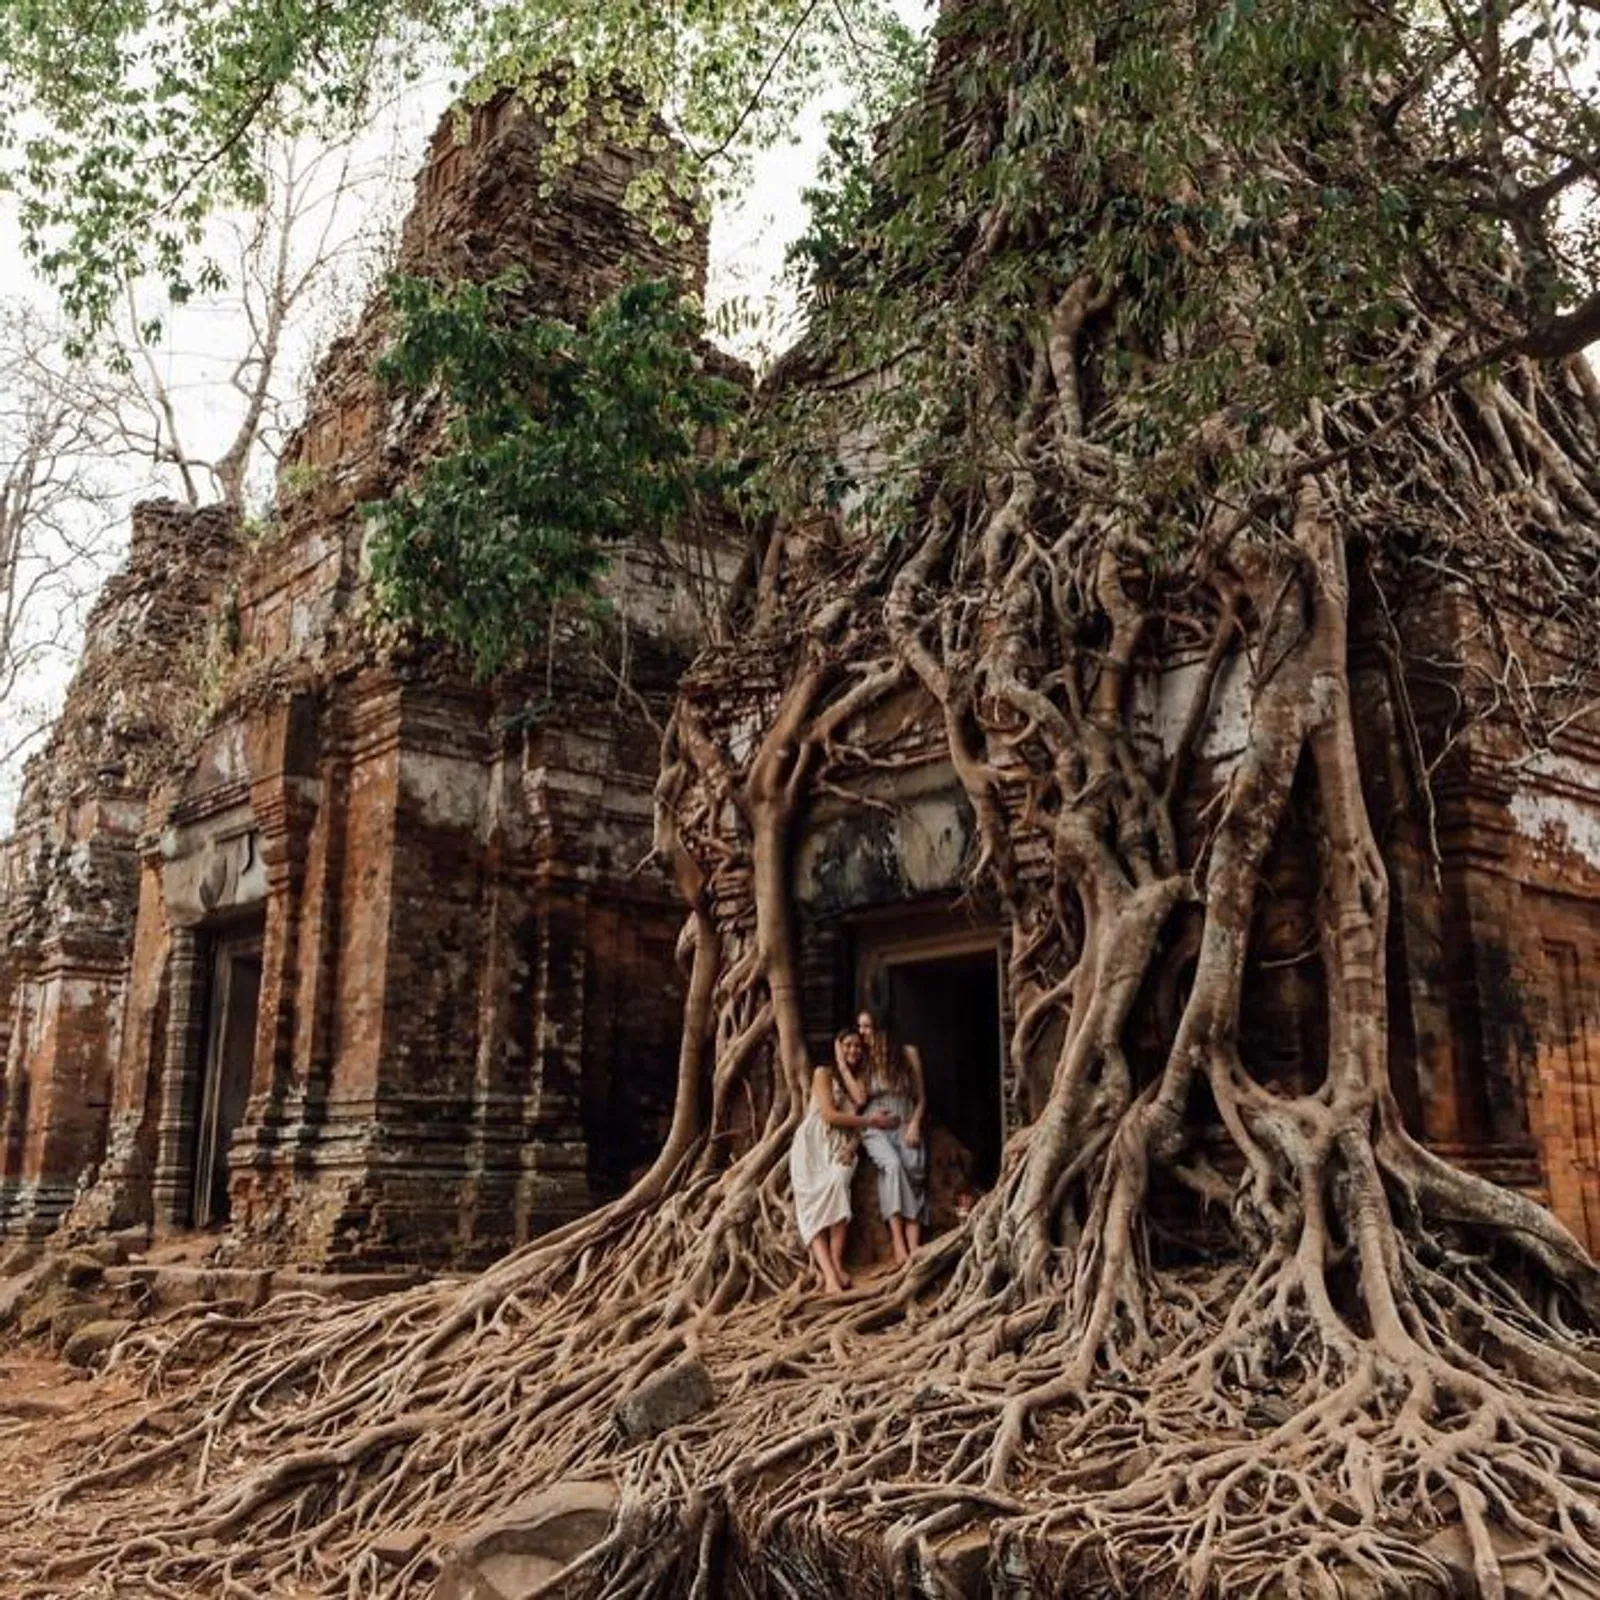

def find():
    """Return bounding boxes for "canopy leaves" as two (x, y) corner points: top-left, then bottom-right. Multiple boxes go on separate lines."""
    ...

(0, 0), (919, 328)
(776, 0), (1600, 540)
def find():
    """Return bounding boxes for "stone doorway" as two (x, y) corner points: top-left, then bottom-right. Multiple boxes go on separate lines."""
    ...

(191, 928), (263, 1227)
(882, 951), (1005, 1189)
(854, 916), (1007, 1197)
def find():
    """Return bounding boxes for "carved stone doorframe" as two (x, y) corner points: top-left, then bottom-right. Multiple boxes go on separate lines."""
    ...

(851, 909), (1014, 1181)
(151, 915), (266, 1230)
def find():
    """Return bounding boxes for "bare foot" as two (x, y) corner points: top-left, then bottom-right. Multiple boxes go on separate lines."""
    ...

(814, 1263), (845, 1295)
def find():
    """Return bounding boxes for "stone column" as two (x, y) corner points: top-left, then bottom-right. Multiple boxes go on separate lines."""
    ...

(3, 936), (129, 1235)
(66, 832), (181, 1235)
(151, 928), (210, 1229)
(0, 980), (35, 1222)
(227, 778), (318, 1213)
(516, 867), (594, 1236)
(286, 758), (350, 1150)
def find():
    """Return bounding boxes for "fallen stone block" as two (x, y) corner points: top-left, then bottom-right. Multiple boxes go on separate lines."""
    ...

(369, 1528), (428, 1569)
(49, 1301), (109, 1348)
(61, 1318), (134, 1369)
(435, 1480), (619, 1600)
(77, 1237), (131, 1269)
(18, 1288), (75, 1341)
(931, 1526), (991, 1597)
(104, 1264), (272, 1312)
(0, 1243), (41, 1278)
(0, 1262), (50, 1330)
(57, 1253), (106, 1290)
(612, 1359), (714, 1444)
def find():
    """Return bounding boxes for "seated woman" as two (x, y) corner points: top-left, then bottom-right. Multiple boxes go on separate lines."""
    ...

(852, 1009), (929, 1264)
(789, 1029), (899, 1296)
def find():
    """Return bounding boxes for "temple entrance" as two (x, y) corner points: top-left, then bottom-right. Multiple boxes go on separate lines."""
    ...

(852, 912), (1007, 1200)
(192, 928), (263, 1227)
(883, 951), (1005, 1188)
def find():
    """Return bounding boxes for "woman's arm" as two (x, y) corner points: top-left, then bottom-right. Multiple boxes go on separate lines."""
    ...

(903, 1045), (928, 1147)
(813, 1069), (896, 1131)
(834, 1041), (868, 1109)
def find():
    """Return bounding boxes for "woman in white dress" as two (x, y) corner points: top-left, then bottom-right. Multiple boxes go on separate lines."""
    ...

(790, 1029), (899, 1295)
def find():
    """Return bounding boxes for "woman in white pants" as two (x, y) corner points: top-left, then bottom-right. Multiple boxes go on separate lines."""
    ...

(853, 1009), (929, 1264)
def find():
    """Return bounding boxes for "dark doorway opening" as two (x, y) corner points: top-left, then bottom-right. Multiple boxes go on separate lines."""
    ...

(883, 950), (1004, 1189)
(192, 930), (263, 1227)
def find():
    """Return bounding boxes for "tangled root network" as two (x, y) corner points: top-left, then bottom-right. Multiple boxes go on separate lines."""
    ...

(12, 1), (1600, 1594)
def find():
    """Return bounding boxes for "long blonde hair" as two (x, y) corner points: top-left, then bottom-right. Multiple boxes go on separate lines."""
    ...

(863, 1010), (913, 1095)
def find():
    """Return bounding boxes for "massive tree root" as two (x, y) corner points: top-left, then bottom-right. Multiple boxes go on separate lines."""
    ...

(10, 10), (1600, 1594)
(5, 316), (1600, 1598)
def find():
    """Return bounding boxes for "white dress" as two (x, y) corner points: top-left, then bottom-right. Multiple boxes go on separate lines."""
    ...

(790, 1072), (857, 1246)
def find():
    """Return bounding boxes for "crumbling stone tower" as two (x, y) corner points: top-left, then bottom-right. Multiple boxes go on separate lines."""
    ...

(0, 505), (247, 1239)
(0, 91), (733, 1264)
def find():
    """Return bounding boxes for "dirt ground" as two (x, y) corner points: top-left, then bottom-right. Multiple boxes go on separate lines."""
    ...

(0, 1344), (148, 1591)
(0, 1231), (285, 1597)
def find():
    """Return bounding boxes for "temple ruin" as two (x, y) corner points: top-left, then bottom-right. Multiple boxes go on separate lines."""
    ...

(763, 571), (1600, 1255)
(0, 93), (736, 1265)
(3, 89), (1600, 1274)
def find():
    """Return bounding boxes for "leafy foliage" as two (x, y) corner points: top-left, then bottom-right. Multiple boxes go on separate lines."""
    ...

(770, 0), (1600, 542)
(786, 125), (881, 304)
(367, 273), (745, 678)
(0, 0), (915, 330)
(785, 22), (927, 304)
(0, 0), (403, 327)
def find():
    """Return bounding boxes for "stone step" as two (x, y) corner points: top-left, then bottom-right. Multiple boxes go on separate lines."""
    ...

(102, 1263), (422, 1313)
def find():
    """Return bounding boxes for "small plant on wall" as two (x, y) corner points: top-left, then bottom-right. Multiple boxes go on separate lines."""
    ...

(366, 271), (746, 680)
